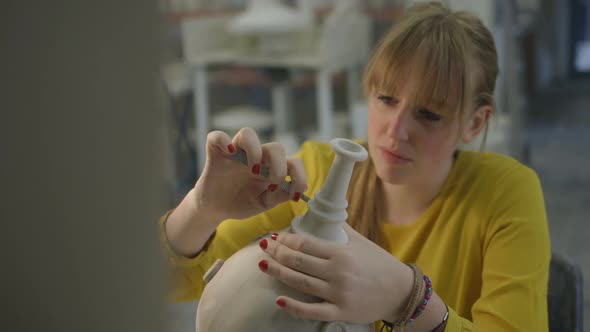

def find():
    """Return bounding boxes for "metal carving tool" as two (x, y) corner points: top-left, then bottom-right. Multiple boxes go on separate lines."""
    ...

(231, 147), (310, 202)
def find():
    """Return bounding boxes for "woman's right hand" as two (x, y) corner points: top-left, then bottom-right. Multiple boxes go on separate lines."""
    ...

(192, 127), (308, 222)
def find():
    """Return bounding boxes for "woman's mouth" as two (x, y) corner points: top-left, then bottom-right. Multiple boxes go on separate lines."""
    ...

(379, 147), (412, 165)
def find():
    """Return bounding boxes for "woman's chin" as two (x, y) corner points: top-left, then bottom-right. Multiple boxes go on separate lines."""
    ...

(376, 167), (412, 185)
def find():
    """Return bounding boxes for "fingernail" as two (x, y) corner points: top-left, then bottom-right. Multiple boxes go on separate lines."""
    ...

(271, 232), (278, 240)
(252, 163), (260, 175)
(293, 192), (301, 202)
(259, 238), (268, 250)
(258, 259), (268, 272)
(268, 184), (278, 192)
(276, 298), (286, 308)
(227, 144), (236, 154)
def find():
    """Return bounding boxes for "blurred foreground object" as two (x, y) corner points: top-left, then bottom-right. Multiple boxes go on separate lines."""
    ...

(1, 1), (167, 331)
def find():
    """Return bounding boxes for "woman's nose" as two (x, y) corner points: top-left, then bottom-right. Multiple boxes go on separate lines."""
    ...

(385, 109), (410, 141)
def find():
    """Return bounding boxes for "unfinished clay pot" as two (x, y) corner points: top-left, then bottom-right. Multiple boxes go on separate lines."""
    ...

(196, 138), (372, 332)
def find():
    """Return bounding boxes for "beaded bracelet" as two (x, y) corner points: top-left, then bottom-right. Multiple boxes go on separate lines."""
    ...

(381, 265), (434, 331)
(408, 275), (433, 323)
(381, 264), (424, 331)
(401, 268), (425, 326)
(398, 264), (425, 324)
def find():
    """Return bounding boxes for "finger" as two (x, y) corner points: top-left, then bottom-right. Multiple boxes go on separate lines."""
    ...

(273, 231), (339, 260)
(286, 157), (308, 202)
(260, 256), (332, 300)
(205, 130), (235, 158)
(275, 296), (339, 322)
(263, 236), (330, 280)
(232, 127), (262, 175)
(261, 142), (287, 186)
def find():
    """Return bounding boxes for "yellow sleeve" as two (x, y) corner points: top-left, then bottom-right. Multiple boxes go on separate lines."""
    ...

(160, 141), (333, 302)
(446, 166), (551, 331)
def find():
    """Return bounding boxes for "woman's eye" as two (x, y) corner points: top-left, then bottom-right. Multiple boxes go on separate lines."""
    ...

(418, 108), (442, 122)
(377, 95), (395, 105)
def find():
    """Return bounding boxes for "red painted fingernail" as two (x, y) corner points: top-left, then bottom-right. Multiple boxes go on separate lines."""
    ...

(276, 298), (286, 308)
(271, 232), (278, 240)
(252, 163), (260, 175)
(259, 238), (268, 250)
(227, 144), (236, 154)
(268, 184), (278, 192)
(258, 259), (268, 272)
(293, 192), (301, 202)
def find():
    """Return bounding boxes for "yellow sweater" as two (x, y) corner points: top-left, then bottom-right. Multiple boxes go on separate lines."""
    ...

(161, 141), (550, 331)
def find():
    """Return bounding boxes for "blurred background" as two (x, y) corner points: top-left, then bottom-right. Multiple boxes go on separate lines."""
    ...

(2, 0), (588, 331)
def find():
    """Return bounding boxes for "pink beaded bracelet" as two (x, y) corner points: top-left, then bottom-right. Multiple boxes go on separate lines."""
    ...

(408, 275), (433, 323)
(381, 269), (434, 331)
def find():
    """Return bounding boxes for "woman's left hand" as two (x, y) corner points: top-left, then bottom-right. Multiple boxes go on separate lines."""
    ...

(258, 224), (414, 324)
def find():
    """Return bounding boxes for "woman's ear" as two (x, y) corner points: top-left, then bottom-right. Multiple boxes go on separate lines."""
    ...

(462, 105), (494, 144)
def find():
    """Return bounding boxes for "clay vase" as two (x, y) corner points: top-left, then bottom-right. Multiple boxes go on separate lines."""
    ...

(196, 138), (373, 332)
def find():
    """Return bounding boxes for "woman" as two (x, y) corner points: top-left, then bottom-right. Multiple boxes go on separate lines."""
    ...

(161, 2), (550, 331)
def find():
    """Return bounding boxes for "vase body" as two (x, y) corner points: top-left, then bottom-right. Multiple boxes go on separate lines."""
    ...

(196, 235), (373, 332)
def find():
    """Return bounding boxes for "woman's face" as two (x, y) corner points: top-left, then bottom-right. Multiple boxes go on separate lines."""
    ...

(367, 79), (463, 185)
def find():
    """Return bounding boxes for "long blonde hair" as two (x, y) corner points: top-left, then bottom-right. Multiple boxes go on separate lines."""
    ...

(346, 2), (499, 246)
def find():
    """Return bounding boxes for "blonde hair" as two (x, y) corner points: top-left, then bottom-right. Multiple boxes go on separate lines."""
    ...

(347, 2), (499, 246)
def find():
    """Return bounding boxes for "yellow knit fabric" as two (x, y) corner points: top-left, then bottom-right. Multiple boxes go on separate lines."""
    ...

(162, 140), (550, 331)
